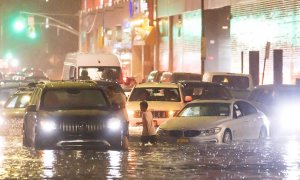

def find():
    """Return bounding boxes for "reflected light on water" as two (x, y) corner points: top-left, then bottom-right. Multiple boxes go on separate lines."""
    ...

(107, 151), (122, 179)
(284, 139), (300, 180)
(0, 137), (5, 175)
(42, 150), (55, 178)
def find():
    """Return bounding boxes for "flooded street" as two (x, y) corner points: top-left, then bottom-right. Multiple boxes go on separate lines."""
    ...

(0, 135), (298, 179)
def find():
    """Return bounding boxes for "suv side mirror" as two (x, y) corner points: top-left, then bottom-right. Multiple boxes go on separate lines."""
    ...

(26, 105), (37, 112)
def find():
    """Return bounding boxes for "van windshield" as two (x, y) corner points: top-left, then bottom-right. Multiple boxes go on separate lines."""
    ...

(79, 67), (122, 82)
(212, 75), (250, 90)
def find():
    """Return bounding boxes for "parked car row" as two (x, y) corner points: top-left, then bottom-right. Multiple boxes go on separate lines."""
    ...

(1, 72), (299, 149)
(126, 79), (271, 142)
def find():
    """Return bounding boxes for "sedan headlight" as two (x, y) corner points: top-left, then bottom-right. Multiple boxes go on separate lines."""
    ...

(40, 120), (56, 132)
(199, 127), (221, 136)
(107, 118), (122, 131)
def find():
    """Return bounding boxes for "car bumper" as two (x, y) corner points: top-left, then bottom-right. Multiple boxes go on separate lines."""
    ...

(158, 134), (222, 143)
(35, 130), (122, 150)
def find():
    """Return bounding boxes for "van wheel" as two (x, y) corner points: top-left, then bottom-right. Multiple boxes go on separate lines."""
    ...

(222, 130), (232, 143)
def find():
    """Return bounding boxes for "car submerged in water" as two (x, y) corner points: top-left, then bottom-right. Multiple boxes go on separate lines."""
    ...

(22, 81), (125, 150)
(157, 99), (269, 143)
(0, 86), (34, 135)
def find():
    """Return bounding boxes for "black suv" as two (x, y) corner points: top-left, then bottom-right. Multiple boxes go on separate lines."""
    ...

(23, 81), (124, 150)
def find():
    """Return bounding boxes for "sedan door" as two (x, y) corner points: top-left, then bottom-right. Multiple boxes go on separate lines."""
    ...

(236, 101), (261, 139)
(231, 103), (249, 140)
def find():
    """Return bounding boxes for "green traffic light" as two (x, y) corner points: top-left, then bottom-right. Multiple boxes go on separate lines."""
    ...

(28, 31), (36, 39)
(4, 52), (13, 59)
(28, 27), (37, 39)
(13, 17), (26, 33)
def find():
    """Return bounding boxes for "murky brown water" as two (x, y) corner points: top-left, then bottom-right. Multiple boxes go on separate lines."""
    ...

(0, 134), (298, 179)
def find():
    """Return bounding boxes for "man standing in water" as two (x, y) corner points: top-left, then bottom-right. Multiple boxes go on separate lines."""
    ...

(140, 101), (157, 146)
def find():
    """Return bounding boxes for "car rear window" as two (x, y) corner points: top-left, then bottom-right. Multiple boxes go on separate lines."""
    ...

(212, 75), (249, 90)
(129, 87), (181, 102)
(41, 89), (109, 110)
(178, 103), (230, 117)
(183, 85), (231, 100)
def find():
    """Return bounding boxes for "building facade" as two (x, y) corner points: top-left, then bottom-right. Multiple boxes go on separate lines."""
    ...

(79, 0), (300, 84)
(231, 0), (300, 84)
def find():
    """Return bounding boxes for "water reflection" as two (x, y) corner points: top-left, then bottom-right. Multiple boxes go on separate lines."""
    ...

(0, 137), (6, 175)
(42, 150), (55, 178)
(284, 138), (300, 180)
(107, 151), (121, 179)
(2, 137), (300, 178)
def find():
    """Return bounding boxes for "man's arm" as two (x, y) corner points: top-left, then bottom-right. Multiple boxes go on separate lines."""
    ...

(142, 113), (149, 135)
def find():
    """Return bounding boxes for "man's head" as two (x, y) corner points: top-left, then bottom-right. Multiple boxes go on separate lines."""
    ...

(81, 70), (88, 76)
(140, 101), (148, 112)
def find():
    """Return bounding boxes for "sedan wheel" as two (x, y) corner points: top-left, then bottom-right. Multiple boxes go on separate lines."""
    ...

(222, 130), (232, 143)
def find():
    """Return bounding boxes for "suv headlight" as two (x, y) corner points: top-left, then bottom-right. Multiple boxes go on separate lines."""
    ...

(40, 119), (56, 132)
(107, 118), (121, 131)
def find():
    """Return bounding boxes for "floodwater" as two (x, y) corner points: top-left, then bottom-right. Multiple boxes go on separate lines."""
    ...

(0, 135), (298, 179)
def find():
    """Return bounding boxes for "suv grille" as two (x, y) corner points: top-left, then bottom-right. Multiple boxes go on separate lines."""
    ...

(133, 110), (170, 118)
(59, 119), (103, 133)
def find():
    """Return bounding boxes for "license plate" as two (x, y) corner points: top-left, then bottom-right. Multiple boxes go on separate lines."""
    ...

(177, 138), (189, 143)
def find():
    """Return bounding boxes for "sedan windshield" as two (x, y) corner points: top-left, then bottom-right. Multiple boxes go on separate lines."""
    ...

(41, 89), (109, 110)
(129, 88), (181, 102)
(178, 103), (230, 117)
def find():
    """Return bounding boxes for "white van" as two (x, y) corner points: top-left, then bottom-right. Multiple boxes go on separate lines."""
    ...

(202, 72), (254, 99)
(62, 52), (123, 83)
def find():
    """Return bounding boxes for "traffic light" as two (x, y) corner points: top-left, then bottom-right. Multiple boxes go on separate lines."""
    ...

(13, 17), (26, 33)
(28, 27), (37, 39)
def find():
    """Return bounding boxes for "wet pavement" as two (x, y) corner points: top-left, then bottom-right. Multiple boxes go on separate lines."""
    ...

(0, 134), (299, 179)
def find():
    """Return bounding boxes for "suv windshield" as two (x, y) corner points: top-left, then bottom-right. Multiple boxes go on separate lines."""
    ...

(41, 89), (109, 110)
(129, 88), (181, 102)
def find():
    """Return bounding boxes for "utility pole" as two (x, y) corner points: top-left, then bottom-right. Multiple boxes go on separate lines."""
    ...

(0, 3), (4, 56)
(201, 0), (206, 74)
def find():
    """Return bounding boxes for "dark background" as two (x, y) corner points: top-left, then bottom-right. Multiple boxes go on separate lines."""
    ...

(0, 0), (81, 78)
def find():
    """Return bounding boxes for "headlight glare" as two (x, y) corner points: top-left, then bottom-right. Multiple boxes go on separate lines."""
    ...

(107, 118), (121, 131)
(168, 110), (175, 117)
(40, 120), (56, 132)
(127, 110), (134, 116)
